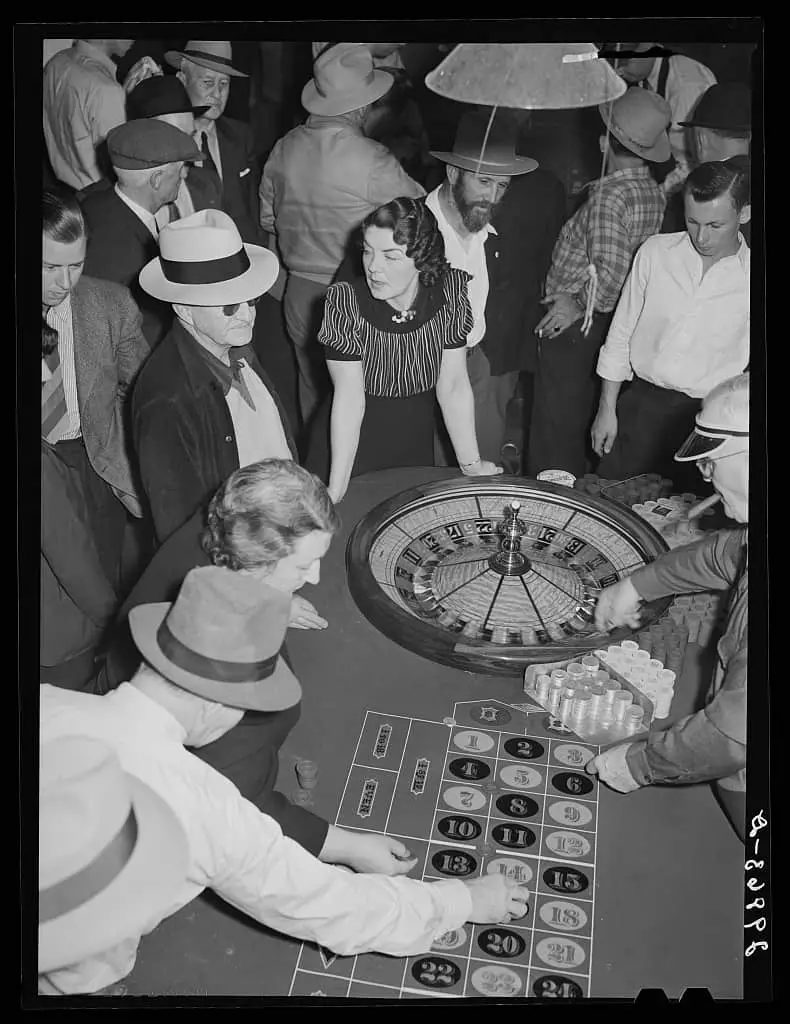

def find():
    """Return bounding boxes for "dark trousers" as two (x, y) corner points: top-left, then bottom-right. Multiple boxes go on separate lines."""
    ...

(714, 783), (746, 843)
(527, 312), (612, 478)
(596, 378), (702, 487)
(54, 438), (128, 591)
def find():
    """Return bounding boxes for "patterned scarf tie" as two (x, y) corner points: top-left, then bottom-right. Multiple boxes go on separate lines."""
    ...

(228, 350), (257, 411)
(41, 315), (69, 442)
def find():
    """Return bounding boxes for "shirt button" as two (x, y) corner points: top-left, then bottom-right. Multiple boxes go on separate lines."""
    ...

(224, 434), (233, 443)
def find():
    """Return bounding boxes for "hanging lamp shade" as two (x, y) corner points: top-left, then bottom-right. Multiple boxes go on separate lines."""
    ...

(425, 42), (627, 110)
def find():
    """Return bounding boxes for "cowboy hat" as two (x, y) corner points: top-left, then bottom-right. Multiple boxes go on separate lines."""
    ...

(165, 40), (247, 78)
(127, 74), (209, 120)
(129, 565), (303, 712)
(678, 82), (752, 132)
(675, 372), (749, 462)
(139, 209), (280, 306)
(430, 109), (537, 176)
(598, 86), (671, 163)
(38, 735), (188, 974)
(302, 42), (393, 116)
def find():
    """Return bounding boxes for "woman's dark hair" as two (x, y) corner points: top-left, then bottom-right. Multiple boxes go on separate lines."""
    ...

(201, 459), (341, 572)
(684, 156), (751, 212)
(362, 197), (449, 287)
(43, 187), (86, 243)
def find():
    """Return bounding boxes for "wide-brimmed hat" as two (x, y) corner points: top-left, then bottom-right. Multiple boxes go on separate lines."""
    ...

(139, 209), (280, 306)
(127, 74), (209, 120)
(675, 374), (750, 462)
(129, 565), (302, 712)
(678, 82), (752, 132)
(165, 40), (247, 78)
(430, 109), (538, 176)
(599, 87), (671, 163)
(302, 42), (394, 116)
(38, 735), (188, 973)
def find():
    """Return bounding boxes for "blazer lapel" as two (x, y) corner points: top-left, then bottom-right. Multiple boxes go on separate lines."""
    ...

(69, 281), (101, 412)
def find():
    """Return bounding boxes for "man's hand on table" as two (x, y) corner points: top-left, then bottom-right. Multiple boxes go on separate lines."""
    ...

(587, 742), (642, 793)
(321, 827), (418, 875)
(465, 875), (530, 924)
(289, 595), (328, 630)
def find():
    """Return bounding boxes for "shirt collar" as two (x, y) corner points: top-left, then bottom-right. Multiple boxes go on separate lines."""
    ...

(188, 332), (254, 390)
(73, 40), (120, 78)
(110, 682), (188, 745)
(679, 232), (751, 271)
(114, 184), (158, 235)
(585, 165), (653, 193)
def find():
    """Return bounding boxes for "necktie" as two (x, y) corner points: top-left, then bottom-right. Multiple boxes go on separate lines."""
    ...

(167, 202), (180, 224)
(228, 353), (257, 411)
(640, 77), (652, 91)
(41, 317), (69, 443)
(200, 131), (221, 182)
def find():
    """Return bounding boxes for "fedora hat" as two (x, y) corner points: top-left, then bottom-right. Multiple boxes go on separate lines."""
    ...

(165, 40), (247, 78)
(599, 87), (671, 162)
(139, 209), (280, 306)
(430, 109), (538, 176)
(127, 74), (209, 120)
(38, 735), (188, 974)
(678, 82), (752, 132)
(302, 42), (394, 116)
(129, 565), (303, 712)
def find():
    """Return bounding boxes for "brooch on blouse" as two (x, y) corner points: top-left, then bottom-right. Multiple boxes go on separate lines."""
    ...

(391, 308), (417, 324)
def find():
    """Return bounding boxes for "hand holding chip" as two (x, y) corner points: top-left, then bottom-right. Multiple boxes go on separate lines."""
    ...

(586, 743), (641, 793)
(594, 576), (643, 632)
(322, 828), (418, 875)
(465, 875), (530, 924)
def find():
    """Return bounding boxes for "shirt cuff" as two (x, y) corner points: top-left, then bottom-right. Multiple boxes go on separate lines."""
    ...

(429, 879), (474, 935)
(596, 347), (632, 382)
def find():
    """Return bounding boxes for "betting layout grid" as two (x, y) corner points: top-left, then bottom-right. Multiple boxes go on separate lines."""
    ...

(288, 700), (599, 1000)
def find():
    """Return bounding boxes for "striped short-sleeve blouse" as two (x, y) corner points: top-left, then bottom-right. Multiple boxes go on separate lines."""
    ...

(319, 266), (474, 398)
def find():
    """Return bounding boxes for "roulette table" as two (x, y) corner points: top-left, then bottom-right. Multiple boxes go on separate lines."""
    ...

(124, 468), (744, 1000)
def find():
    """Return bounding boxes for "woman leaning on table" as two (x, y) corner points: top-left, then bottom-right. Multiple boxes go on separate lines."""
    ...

(305, 196), (502, 502)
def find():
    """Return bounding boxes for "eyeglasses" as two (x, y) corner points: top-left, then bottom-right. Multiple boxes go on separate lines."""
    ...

(697, 448), (749, 475)
(222, 297), (260, 318)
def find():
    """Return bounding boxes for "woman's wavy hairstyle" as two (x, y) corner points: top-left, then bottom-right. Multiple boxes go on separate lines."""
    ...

(362, 196), (449, 287)
(684, 156), (751, 212)
(43, 187), (86, 244)
(201, 459), (341, 572)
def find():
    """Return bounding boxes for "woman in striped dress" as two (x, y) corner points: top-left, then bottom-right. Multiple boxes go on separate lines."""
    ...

(306, 197), (502, 502)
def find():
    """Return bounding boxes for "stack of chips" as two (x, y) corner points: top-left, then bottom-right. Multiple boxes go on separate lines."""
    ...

(574, 473), (673, 504)
(295, 759), (319, 790)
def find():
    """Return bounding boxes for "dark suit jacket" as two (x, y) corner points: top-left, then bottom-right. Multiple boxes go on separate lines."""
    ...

(482, 169), (567, 376)
(215, 116), (264, 245)
(132, 320), (298, 544)
(70, 276), (151, 515)
(79, 182), (172, 349)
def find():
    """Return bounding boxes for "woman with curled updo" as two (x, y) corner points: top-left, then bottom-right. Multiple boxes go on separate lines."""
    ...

(306, 196), (502, 502)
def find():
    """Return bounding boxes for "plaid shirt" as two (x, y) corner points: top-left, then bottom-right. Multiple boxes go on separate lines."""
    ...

(545, 167), (666, 314)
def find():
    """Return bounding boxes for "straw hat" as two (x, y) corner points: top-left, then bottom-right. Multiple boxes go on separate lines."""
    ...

(139, 209), (279, 307)
(598, 87), (671, 163)
(302, 42), (394, 116)
(430, 109), (538, 177)
(38, 735), (188, 974)
(165, 40), (247, 78)
(129, 565), (303, 712)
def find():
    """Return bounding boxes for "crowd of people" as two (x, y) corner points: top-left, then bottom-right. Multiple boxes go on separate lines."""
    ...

(38, 37), (754, 995)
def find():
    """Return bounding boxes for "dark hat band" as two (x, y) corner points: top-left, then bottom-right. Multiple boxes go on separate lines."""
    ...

(182, 49), (237, 71)
(39, 810), (138, 923)
(160, 247), (250, 286)
(157, 619), (278, 683)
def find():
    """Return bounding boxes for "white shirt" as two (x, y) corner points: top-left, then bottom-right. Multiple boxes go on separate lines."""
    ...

(226, 361), (293, 468)
(153, 181), (195, 233)
(596, 232), (750, 398)
(43, 41), (126, 190)
(114, 184), (158, 238)
(426, 186), (495, 348)
(45, 295), (81, 441)
(647, 54), (717, 195)
(39, 683), (472, 994)
(195, 121), (223, 181)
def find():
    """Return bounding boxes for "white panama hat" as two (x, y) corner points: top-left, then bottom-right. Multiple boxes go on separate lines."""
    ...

(139, 209), (280, 307)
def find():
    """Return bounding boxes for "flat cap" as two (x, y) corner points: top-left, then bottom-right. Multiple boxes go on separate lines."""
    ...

(107, 118), (202, 169)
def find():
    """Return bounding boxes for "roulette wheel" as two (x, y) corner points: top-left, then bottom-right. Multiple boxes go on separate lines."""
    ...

(346, 476), (672, 675)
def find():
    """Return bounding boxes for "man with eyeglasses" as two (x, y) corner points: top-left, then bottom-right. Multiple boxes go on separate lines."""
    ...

(132, 209), (295, 545)
(588, 372), (749, 842)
